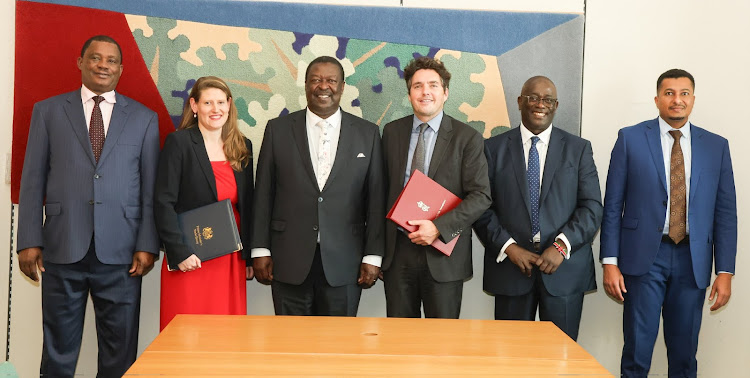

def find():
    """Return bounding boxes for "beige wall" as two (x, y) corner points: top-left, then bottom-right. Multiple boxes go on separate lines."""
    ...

(3, 1), (748, 376)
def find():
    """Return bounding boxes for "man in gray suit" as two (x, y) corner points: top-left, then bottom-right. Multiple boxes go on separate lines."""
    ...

(16, 35), (160, 376)
(381, 56), (491, 319)
(251, 56), (385, 316)
(473, 76), (602, 340)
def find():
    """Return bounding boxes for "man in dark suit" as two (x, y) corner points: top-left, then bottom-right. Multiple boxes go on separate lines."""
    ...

(251, 56), (385, 316)
(16, 35), (160, 376)
(600, 69), (736, 377)
(473, 76), (602, 340)
(381, 56), (491, 319)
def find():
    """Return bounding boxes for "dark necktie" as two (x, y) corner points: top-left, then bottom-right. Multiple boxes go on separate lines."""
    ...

(668, 130), (687, 243)
(410, 123), (429, 175)
(90, 96), (105, 162)
(528, 136), (541, 237)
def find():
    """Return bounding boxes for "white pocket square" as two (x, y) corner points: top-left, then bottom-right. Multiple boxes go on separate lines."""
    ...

(357, 153), (366, 158)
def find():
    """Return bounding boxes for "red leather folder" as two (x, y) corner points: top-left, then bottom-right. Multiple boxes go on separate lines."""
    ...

(386, 170), (462, 256)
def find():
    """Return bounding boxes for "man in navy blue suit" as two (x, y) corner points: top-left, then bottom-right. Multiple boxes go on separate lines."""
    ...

(17, 35), (160, 377)
(600, 69), (736, 377)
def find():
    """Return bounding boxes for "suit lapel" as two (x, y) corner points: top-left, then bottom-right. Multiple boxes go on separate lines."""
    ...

(98, 93), (127, 165)
(646, 118), (668, 193)
(427, 115), (454, 178)
(291, 111), (318, 189)
(394, 118), (412, 187)
(63, 91), (96, 166)
(323, 111), (353, 191)
(234, 166), (244, 208)
(189, 127), (218, 199)
(508, 127), (532, 218)
(539, 128), (565, 206)
(688, 124), (704, 204)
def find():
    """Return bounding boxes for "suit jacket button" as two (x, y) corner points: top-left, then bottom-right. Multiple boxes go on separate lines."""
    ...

(313, 225), (319, 231)
(318, 197), (323, 203)
(94, 174), (100, 179)
(657, 227), (663, 232)
(88, 200), (94, 205)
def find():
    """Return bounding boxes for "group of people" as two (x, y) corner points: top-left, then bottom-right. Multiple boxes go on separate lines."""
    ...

(15, 35), (736, 378)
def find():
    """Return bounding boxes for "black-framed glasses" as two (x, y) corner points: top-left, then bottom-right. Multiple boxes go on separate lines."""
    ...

(522, 95), (557, 107)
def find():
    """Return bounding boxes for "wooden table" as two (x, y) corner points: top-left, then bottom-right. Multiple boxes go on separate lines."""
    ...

(126, 315), (612, 377)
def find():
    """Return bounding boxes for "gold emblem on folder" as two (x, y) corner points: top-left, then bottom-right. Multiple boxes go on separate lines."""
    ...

(202, 227), (214, 240)
(192, 225), (214, 246)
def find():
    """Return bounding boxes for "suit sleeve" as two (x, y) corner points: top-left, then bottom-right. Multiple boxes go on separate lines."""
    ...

(600, 129), (628, 260)
(712, 138), (737, 274)
(17, 103), (50, 251)
(363, 124), (386, 257)
(558, 140), (603, 253)
(433, 129), (491, 242)
(250, 120), (276, 250)
(134, 111), (160, 255)
(154, 133), (192, 265)
(473, 139), (513, 253)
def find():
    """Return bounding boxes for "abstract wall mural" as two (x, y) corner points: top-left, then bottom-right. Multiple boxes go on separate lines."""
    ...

(12, 0), (584, 202)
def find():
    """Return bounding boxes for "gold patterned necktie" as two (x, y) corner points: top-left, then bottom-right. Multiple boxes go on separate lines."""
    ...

(668, 130), (686, 243)
(89, 95), (105, 162)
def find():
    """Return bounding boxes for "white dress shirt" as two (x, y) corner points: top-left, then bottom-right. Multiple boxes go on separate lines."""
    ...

(81, 85), (116, 135)
(251, 108), (382, 267)
(497, 124), (571, 263)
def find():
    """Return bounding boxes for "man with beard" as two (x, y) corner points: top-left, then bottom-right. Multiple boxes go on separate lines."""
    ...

(251, 56), (385, 316)
(473, 76), (602, 340)
(381, 56), (491, 319)
(600, 69), (737, 377)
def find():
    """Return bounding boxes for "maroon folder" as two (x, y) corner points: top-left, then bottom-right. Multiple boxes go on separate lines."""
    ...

(386, 170), (462, 256)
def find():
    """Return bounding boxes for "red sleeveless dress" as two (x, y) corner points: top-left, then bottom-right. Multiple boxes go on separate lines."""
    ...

(159, 161), (247, 331)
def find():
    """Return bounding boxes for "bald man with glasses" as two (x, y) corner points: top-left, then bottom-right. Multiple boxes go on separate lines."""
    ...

(474, 76), (602, 340)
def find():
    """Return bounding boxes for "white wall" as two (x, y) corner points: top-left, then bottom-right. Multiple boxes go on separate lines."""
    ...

(3, 1), (749, 377)
(581, 1), (750, 375)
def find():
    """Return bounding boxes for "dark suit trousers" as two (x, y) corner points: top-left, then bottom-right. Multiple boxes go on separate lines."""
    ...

(41, 239), (141, 378)
(494, 270), (584, 341)
(271, 245), (361, 316)
(384, 233), (463, 319)
(621, 240), (705, 378)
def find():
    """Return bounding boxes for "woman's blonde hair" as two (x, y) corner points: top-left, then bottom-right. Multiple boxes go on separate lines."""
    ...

(178, 76), (250, 171)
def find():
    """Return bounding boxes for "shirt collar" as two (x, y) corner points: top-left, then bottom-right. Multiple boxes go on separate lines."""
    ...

(520, 123), (553, 145)
(658, 116), (691, 141)
(412, 111), (443, 133)
(306, 107), (342, 129)
(80, 85), (116, 104)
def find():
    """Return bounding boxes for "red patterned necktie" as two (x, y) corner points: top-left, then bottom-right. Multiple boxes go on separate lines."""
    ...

(90, 95), (105, 162)
(668, 130), (686, 243)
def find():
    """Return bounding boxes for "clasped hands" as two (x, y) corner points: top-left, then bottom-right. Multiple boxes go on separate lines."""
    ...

(505, 243), (564, 277)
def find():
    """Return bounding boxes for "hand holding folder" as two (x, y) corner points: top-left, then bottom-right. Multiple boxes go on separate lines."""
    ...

(167, 199), (243, 271)
(386, 170), (461, 256)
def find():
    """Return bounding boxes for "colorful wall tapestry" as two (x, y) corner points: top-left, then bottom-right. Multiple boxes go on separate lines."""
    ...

(13, 0), (584, 202)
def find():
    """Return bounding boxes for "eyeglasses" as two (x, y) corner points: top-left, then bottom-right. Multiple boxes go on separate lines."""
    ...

(522, 95), (557, 107)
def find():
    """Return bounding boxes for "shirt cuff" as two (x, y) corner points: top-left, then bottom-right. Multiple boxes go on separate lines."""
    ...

(497, 238), (516, 263)
(556, 233), (571, 260)
(601, 257), (618, 265)
(362, 255), (382, 267)
(250, 248), (271, 258)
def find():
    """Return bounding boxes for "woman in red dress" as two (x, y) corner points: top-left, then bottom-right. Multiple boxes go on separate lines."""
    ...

(155, 76), (253, 331)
